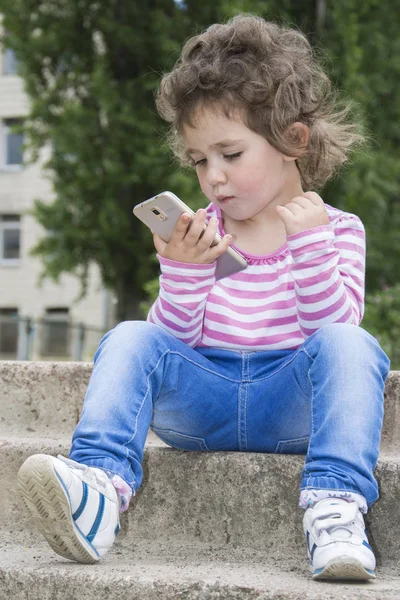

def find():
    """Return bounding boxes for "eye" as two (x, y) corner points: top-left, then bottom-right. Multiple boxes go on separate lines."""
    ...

(193, 158), (207, 167)
(224, 152), (242, 161)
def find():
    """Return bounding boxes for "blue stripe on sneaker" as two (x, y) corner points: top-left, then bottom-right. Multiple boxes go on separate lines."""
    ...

(311, 543), (317, 561)
(362, 539), (374, 553)
(87, 493), (105, 543)
(54, 469), (101, 558)
(73, 481), (88, 520)
(73, 520), (101, 557)
(306, 531), (317, 562)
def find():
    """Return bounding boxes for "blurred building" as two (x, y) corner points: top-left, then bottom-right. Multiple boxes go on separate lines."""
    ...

(0, 45), (115, 360)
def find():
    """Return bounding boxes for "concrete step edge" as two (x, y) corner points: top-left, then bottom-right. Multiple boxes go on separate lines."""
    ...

(1, 539), (400, 600)
(1, 362), (400, 453)
(1, 436), (400, 564)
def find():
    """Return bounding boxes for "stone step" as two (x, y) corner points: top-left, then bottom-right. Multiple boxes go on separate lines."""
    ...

(1, 437), (400, 566)
(0, 361), (92, 436)
(1, 538), (400, 600)
(1, 362), (400, 598)
(1, 361), (399, 454)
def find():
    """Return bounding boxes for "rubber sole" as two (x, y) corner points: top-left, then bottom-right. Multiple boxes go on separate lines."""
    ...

(17, 454), (99, 564)
(312, 556), (376, 580)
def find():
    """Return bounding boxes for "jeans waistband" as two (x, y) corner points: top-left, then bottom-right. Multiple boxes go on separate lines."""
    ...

(194, 346), (300, 382)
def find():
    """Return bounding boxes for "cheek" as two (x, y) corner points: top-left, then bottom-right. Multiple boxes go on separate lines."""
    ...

(243, 160), (283, 192)
(197, 171), (209, 193)
(237, 164), (269, 194)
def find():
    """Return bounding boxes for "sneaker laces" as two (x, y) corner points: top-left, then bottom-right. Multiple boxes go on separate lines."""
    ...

(57, 454), (109, 490)
(311, 500), (364, 540)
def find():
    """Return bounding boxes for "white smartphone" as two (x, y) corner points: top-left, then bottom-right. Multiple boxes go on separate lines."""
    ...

(133, 191), (248, 280)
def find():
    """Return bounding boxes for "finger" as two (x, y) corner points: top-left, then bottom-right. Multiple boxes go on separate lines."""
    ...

(276, 204), (294, 220)
(288, 196), (312, 209)
(198, 216), (219, 249)
(207, 233), (233, 261)
(184, 208), (208, 243)
(152, 232), (167, 254)
(303, 191), (324, 205)
(276, 205), (289, 213)
(170, 212), (192, 242)
(278, 201), (304, 216)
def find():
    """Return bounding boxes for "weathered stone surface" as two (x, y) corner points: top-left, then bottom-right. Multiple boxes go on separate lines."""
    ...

(1, 540), (400, 600)
(1, 362), (400, 599)
(1, 438), (399, 565)
(0, 361), (91, 435)
(1, 362), (399, 452)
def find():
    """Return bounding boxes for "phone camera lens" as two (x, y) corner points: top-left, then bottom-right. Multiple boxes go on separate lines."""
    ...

(152, 209), (160, 215)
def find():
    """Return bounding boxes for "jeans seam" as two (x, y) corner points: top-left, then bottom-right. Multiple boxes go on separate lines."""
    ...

(275, 435), (310, 453)
(237, 385), (241, 450)
(123, 347), (242, 451)
(122, 349), (170, 451)
(300, 484), (363, 494)
(152, 426), (211, 451)
(80, 459), (136, 492)
(247, 346), (304, 383)
(244, 382), (249, 450)
(301, 346), (314, 362)
(170, 351), (242, 383)
(244, 354), (249, 449)
(302, 346), (315, 469)
(238, 353), (248, 450)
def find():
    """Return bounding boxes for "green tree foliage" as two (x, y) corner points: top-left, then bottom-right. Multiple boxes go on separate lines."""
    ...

(0, 0), (202, 320)
(1, 1), (399, 365)
(362, 285), (400, 368)
(182, 0), (400, 294)
(180, 0), (400, 365)
(311, 0), (400, 305)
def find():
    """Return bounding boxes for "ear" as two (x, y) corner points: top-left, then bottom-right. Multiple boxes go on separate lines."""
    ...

(282, 122), (310, 162)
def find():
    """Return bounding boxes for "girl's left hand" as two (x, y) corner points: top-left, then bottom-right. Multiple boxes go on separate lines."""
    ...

(276, 191), (330, 237)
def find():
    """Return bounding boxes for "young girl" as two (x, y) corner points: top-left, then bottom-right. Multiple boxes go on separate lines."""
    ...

(18, 14), (390, 581)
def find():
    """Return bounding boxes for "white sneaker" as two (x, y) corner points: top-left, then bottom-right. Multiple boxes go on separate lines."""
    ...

(17, 454), (121, 564)
(303, 498), (376, 580)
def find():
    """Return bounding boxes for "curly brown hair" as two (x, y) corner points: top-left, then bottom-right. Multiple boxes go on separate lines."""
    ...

(156, 14), (364, 189)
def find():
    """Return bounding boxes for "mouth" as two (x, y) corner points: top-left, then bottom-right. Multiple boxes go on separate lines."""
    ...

(216, 196), (234, 204)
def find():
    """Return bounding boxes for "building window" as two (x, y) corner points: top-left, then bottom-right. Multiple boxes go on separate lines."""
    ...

(3, 48), (18, 75)
(0, 308), (18, 356)
(0, 214), (20, 261)
(4, 119), (24, 166)
(41, 308), (70, 357)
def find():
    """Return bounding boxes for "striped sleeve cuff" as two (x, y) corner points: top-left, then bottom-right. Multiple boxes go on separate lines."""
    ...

(286, 225), (335, 261)
(157, 254), (217, 285)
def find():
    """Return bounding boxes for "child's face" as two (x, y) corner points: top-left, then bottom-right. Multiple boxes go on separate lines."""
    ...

(183, 108), (301, 223)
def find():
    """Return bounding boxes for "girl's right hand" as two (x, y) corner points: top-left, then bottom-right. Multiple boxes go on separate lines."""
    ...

(152, 208), (232, 264)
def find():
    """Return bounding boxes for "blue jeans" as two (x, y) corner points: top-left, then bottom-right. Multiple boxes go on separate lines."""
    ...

(70, 321), (390, 507)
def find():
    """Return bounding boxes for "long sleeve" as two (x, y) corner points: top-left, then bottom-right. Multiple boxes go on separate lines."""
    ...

(286, 214), (366, 338)
(147, 255), (216, 347)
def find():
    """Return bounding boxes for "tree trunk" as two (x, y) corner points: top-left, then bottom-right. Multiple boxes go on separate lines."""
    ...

(315, 0), (327, 32)
(115, 276), (145, 322)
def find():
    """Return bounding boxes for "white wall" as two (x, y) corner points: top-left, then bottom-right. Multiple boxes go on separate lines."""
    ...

(0, 42), (115, 350)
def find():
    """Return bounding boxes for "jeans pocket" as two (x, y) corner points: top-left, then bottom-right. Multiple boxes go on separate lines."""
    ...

(274, 435), (309, 455)
(151, 427), (210, 452)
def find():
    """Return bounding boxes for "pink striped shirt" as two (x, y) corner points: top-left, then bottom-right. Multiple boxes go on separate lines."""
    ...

(147, 202), (366, 350)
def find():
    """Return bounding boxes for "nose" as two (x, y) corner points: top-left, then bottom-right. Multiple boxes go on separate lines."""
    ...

(206, 162), (227, 187)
